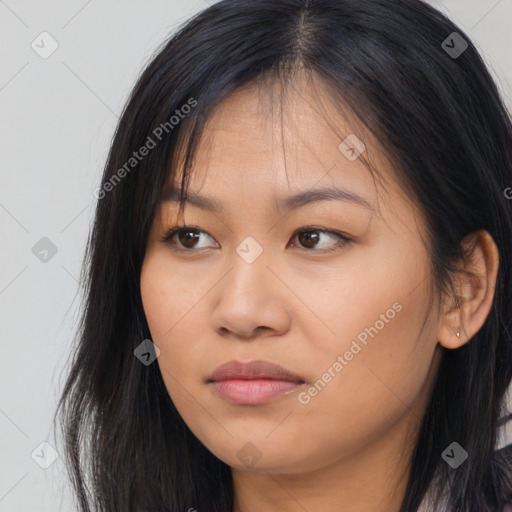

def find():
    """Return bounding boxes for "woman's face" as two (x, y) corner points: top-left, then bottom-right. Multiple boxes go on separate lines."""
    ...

(140, 79), (442, 476)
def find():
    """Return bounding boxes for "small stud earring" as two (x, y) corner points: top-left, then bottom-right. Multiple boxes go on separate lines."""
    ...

(456, 330), (460, 338)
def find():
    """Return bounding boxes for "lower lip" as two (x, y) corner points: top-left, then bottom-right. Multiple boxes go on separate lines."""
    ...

(210, 379), (304, 405)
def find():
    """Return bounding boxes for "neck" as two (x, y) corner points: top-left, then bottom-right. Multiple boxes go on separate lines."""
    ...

(231, 411), (419, 512)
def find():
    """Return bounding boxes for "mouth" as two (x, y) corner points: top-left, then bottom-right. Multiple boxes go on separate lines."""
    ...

(207, 360), (306, 405)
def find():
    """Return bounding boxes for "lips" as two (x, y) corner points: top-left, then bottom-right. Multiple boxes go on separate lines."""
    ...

(208, 360), (305, 383)
(207, 360), (305, 405)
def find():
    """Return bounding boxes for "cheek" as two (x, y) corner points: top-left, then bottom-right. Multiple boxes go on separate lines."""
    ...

(281, 307), (437, 474)
(307, 280), (438, 440)
(293, 253), (438, 443)
(140, 254), (209, 408)
(140, 253), (204, 340)
(297, 244), (432, 371)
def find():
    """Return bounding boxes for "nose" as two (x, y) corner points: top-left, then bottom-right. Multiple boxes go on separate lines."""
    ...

(211, 247), (292, 340)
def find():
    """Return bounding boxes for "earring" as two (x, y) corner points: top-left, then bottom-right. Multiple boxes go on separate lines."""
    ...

(456, 330), (460, 338)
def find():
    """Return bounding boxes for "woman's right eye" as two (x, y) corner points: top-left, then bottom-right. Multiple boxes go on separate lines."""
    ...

(160, 226), (217, 251)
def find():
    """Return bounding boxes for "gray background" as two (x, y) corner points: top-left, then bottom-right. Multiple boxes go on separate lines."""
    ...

(0, 1), (511, 510)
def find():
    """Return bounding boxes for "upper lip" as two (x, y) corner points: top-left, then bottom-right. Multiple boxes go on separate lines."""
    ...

(207, 360), (305, 383)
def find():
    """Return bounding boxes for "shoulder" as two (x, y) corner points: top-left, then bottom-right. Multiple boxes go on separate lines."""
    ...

(418, 441), (512, 512)
(493, 441), (512, 511)
(494, 441), (512, 467)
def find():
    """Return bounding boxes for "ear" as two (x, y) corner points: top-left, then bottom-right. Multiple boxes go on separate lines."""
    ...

(437, 230), (499, 349)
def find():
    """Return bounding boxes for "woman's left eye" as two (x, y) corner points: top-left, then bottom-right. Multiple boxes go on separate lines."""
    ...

(160, 226), (351, 253)
(289, 227), (351, 252)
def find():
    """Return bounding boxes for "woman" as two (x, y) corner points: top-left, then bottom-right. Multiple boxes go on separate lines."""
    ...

(55, 0), (512, 510)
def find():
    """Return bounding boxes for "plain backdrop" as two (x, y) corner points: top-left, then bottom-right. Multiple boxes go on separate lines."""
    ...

(1, 1), (511, 510)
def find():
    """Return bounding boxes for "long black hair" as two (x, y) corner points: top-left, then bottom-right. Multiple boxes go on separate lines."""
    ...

(55, 0), (512, 510)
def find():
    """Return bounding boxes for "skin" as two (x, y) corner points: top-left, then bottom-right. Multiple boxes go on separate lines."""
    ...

(140, 74), (499, 512)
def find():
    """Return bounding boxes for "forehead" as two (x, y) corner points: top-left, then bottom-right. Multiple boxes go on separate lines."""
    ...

(161, 73), (414, 232)
(172, 78), (393, 196)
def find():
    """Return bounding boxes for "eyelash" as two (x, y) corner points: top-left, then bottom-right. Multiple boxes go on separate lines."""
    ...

(159, 225), (352, 254)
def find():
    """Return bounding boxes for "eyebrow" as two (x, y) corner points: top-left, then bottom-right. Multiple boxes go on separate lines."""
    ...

(161, 185), (374, 214)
